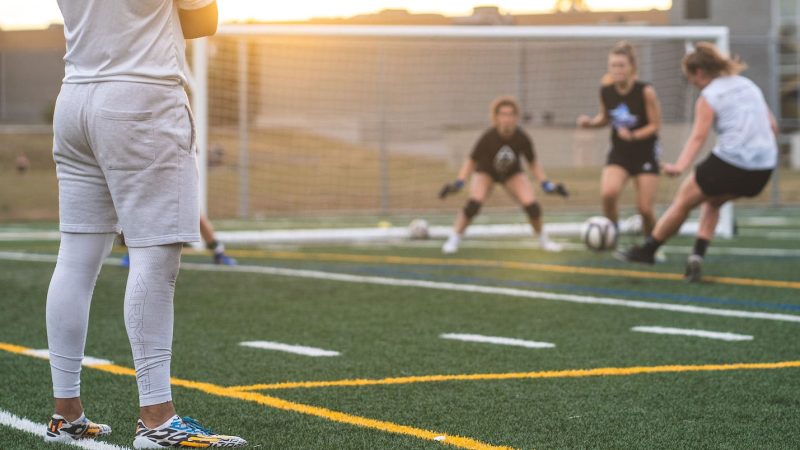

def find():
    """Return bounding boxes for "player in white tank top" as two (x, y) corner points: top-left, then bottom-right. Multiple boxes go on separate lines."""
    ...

(701, 75), (777, 170)
(617, 43), (778, 282)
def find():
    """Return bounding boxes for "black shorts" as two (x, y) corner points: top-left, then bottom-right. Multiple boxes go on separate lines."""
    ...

(695, 153), (773, 197)
(476, 168), (523, 184)
(606, 147), (660, 176)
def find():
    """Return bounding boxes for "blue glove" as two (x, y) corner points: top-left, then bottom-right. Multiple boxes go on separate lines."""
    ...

(439, 179), (464, 199)
(542, 180), (569, 197)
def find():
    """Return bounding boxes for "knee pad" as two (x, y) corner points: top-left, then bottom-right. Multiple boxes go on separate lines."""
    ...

(523, 202), (542, 220)
(463, 199), (482, 219)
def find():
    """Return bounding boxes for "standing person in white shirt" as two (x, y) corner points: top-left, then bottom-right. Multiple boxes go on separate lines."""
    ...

(617, 42), (778, 282)
(45, 1), (247, 447)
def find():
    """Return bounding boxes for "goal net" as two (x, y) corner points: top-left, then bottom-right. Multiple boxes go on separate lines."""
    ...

(191, 25), (732, 242)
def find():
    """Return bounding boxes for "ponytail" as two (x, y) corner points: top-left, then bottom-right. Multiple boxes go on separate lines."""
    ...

(682, 42), (747, 78)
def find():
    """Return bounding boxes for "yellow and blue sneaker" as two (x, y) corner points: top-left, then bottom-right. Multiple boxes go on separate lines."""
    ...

(133, 415), (247, 448)
(44, 413), (111, 443)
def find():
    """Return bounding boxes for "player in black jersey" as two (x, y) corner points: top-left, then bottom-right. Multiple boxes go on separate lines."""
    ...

(577, 41), (663, 240)
(439, 96), (568, 254)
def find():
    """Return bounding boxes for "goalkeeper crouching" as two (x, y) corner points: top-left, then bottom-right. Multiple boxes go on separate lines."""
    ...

(439, 96), (569, 254)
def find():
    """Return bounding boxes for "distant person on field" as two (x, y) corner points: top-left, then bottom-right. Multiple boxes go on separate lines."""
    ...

(439, 96), (569, 254)
(577, 41), (663, 240)
(16, 153), (31, 174)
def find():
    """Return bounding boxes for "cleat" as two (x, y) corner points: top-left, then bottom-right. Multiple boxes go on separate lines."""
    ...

(44, 413), (111, 444)
(441, 235), (460, 254)
(120, 253), (130, 268)
(614, 245), (655, 265)
(684, 254), (703, 283)
(214, 252), (237, 265)
(133, 415), (247, 449)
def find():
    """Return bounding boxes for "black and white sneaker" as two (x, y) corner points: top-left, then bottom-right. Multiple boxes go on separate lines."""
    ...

(133, 415), (247, 448)
(684, 255), (703, 283)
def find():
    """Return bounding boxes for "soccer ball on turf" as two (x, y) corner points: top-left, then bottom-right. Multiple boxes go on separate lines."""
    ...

(408, 219), (430, 240)
(581, 216), (617, 251)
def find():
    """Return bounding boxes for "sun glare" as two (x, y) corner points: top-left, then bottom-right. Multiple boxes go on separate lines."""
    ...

(0, 0), (672, 30)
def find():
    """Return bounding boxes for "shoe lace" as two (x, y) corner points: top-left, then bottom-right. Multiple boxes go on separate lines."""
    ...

(180, 417), (214, 435)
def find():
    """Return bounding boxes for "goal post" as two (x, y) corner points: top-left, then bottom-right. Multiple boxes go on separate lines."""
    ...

(191, 24), (734, 240)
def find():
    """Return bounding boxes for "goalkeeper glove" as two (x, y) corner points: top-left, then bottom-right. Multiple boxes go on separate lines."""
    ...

(542, 180), (569, 197)
(439, 179), (464, 199)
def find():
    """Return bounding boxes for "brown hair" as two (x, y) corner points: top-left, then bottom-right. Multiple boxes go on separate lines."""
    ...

(609, 41), (638, 73)
(490, 96), (520, 124)
(682, 42), (747, 78)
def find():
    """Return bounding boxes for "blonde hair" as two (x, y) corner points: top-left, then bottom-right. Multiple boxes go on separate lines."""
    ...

(682, 42), (747, 78)
(490, 96), (520, 125)
(607, 41), (638, 77)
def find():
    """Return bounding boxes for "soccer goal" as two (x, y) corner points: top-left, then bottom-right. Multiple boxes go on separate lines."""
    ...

(189, 24), (732, 244)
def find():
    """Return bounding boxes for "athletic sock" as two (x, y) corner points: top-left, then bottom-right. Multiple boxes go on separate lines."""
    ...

(692, 238), (710, 258)
(125, 244), (182, 407)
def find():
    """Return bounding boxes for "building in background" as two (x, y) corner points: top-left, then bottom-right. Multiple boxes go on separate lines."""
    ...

(0, 24), (63, 124)
(1, 2), (797, 134)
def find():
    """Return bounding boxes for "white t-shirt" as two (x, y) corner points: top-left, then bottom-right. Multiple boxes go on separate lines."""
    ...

(57, 0), (214, 86)
(701, 75), (777, 170)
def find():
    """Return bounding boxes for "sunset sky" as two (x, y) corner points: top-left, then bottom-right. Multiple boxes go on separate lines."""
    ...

(0, 0), (672, 30)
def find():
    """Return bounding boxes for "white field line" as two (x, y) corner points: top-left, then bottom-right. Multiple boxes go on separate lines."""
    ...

(631, 326), (754, 341)
(24, 349), (113, 366)
(240, 341), (340, 357)
(397, 240), (800, 257)
(2, 250), (800, 324)
(0, 214), (755, 244)
(179, 263), (800, 324)
(738, 229), (800, 240)
(440, 333), (555, 349)
(0, 409), (131, 450)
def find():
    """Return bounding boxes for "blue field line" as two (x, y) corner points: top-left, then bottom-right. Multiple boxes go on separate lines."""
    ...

(292, 261), (800, 313)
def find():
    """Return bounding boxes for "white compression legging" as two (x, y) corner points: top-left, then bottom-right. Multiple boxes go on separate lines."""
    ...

(46, 233), (182, 407)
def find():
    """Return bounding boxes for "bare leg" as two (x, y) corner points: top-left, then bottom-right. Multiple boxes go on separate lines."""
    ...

(140, 401), (177, 429)
(651, 173), (707, 242)
(697, 195), (736, 240)
(443, 173), (493, 254)
(503, 173), (561, 251)
(503, 173), (541, 234)
(633, 173), (659, 236)
(199, 215), (215, 245)
(54, 398), (83, 422)
(452, 173), (493, 235)
(601, 165), (629, 226)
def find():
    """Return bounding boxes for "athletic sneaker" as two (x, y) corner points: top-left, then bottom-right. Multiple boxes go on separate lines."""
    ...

(655, 248), (668, 263)
(684, 254), (703, 283)
(213, 252), (237, 265)
(441, 235), (460, 254)
(540, 239), (563, 253)
(45, 413), (111, 443)
(133, 415), (247, 449)
(614, 245), (655, 265)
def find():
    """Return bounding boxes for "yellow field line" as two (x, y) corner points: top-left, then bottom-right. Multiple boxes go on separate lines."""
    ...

(0, 342), (511, 450)
(227, 360), (800, 392)
(211, 249), (800, 290)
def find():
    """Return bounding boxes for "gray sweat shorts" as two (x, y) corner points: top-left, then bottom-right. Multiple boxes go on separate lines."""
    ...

(53, 81), (200, 247)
